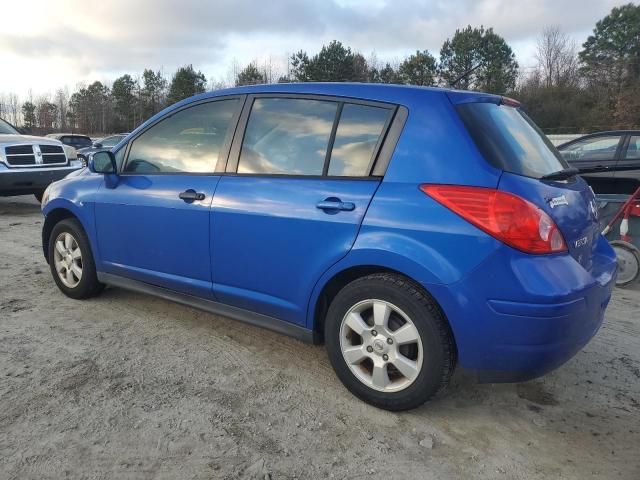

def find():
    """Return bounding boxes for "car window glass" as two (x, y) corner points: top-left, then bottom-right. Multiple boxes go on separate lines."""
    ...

(625, 136), (640, 160)
(238, 98), (337, 175)
(328, 104), (391, 176)
(125, 99), (239, 174)
(560, 136), (620, 161)
(101, 136), (122, 148)
(456, 103), (568, 178)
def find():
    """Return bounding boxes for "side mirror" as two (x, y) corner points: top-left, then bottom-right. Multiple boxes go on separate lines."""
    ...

(89, 151), (117, 174)
(93, 142), (103, 148)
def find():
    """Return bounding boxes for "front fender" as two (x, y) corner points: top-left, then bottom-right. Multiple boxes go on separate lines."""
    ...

(42, 173), (103, 264)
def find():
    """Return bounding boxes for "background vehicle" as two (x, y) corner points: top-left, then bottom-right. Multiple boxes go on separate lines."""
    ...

(41, 84), (616, 411)
(46, 133), (93, 151)
(0, 118), (83, 201)
(76, 134), (128, 165)
(558, 130), (640, 194)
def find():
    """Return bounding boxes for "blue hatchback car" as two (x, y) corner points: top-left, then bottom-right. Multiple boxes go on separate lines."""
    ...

(41, 83), (617, 410)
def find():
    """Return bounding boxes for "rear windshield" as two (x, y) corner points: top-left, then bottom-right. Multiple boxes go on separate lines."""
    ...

(456, 102), (568, 178)
(0, 118), (19, 135)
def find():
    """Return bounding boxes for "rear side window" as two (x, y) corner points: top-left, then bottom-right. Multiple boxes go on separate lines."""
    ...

(125, 99), (239, 173)
(328, 104), (391, 176)
(238, 98), (338, 175)
(625, 136), (640, 159)
(457, 102), (568, 178)
(561, 135), (621, 161)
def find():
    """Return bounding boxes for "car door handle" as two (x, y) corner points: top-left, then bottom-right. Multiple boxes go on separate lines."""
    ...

(179, 189), (205, 202)
(316, 199), (355, 212)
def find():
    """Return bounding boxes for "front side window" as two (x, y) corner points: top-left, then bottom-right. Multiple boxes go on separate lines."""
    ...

(560, 135), (621, 162)
(624, 136), (640, 160)
(125, 99), (239, 173)
(328, 104), (391, 176)
(238, 98), (338, 175)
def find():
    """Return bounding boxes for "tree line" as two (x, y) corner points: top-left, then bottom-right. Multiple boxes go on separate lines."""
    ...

(0, 3), (637, 136)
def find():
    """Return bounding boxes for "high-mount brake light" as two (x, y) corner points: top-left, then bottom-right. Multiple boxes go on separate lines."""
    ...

(420, 184), (567, 254)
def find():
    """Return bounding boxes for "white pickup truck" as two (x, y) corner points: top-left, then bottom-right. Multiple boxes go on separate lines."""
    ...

(0, 118), (83, 201)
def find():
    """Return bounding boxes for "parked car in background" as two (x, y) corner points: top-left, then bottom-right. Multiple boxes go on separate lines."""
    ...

(76, 134), (128, 165)
(557, 131), (640, 194)
(46, 133), (93, 151)
(0, 118), (83, 201)
(41, 84), (616, 410)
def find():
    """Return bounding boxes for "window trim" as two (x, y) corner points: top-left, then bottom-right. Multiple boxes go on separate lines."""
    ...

(119, 95), (246, 176)
(224, 93), (402, 178)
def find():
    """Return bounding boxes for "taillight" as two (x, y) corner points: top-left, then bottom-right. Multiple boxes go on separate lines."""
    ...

(420, 185), (567, 254)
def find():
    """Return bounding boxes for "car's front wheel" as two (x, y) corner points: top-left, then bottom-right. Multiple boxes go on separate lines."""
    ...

(325, 273), (455, 411)
(48, 218), (103, 299)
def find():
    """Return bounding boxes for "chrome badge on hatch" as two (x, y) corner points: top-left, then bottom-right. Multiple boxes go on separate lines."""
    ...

(548, 195), (569, 208)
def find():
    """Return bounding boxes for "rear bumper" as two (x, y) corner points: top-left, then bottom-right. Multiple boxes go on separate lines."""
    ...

(428, 235), (617, 382)
(0, 162), (82, 195)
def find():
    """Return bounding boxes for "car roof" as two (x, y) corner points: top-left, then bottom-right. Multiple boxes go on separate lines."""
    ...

(172, 82), (501, 109)
(49, 133), (91, 138)
(557, 130), (640, 148)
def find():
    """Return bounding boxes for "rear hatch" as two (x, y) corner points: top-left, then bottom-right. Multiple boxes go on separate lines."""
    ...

(452, 95), (600, 271)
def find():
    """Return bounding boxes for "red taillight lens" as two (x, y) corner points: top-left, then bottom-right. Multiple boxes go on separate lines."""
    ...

(420, 184), (567, 254)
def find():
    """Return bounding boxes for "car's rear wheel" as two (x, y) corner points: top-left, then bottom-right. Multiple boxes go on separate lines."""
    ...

(325, 273), (455, 411)
(48, 218), (103, 299)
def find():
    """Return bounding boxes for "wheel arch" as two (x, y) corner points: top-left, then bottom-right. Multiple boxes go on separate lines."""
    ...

(309, 260), (457, 357)
(42, 207), (83, 263)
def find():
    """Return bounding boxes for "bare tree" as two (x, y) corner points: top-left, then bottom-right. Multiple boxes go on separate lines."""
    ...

(535, 26), (579, 88)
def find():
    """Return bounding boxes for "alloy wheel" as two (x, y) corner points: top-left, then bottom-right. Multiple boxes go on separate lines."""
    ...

(339, 299), (423, 392)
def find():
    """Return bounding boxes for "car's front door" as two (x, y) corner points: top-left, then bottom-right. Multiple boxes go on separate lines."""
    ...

(210, 96), (397, 326)
(94, 97), (242, 297)
(560, 134), (623, 193)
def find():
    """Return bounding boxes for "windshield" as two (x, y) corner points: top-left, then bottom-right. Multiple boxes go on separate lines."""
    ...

(456, 102), (568, 178)
(0, 118), (19, 135)
(100, 135), (124, 147)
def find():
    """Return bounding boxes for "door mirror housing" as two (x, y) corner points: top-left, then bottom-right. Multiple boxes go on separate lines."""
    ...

(93, 142), (103, 148)
(89, 151), (117, 174)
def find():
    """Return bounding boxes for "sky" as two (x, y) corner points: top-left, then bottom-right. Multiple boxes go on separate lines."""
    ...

(0, 0), (632, 99)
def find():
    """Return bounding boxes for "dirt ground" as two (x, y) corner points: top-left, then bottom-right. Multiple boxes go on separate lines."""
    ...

(1, 195), (639, 480)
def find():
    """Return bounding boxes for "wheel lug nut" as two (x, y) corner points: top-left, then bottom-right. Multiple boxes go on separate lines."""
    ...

(387, 338), (393, 345)
(371, 330), (378, 336)
(366, 346), (374, 353)
(383, 354), (389, 361)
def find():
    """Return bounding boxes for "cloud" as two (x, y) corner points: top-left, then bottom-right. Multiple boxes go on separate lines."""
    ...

(0, 0), (628, 96)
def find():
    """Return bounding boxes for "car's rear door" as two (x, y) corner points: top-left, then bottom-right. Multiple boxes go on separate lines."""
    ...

(94, 97), (242, 298)
(614, 134), (640, 194)
(210, 95), (397, 326)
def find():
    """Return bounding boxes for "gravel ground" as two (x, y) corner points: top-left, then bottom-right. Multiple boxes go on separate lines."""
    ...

(1, 195), (639, 480)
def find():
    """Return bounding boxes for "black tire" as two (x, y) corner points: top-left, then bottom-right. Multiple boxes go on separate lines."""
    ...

(33, 190), (45, 203)
(48, 218), (104, 299)
(325, 273), (455, 411)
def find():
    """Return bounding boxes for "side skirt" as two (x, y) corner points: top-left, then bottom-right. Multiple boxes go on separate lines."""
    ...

(97, 272), (319, 344)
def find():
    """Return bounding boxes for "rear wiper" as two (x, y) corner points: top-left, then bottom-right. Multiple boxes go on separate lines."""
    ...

(541, 167), (580, 181)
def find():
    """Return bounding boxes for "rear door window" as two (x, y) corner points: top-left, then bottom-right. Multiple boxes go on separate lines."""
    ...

(456, 102), (568, 178)
(624, 136), (640, 160)
(237, 98), (338, 175)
